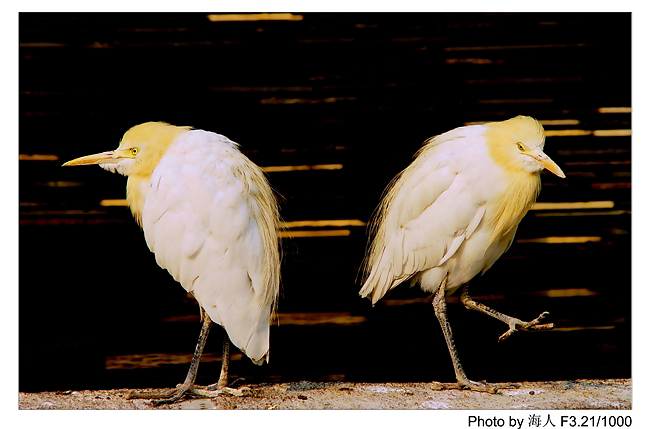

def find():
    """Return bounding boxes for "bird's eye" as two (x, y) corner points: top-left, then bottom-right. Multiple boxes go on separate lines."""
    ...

(516, 142), (525, 151)
(130, 147), (139, 156)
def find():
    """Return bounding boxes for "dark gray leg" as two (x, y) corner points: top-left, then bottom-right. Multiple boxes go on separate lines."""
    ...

(218, 334), (230, 388)
(205, 333), (230, 390)
(127, 316), (251, 405)
(432, 279), (499, 393)
(460, 284), (553, 341)
(127, 315), (212, 405)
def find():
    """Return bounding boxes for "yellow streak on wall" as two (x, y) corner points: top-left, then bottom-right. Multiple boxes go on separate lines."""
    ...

(282, 219), (366, 228)
(466, 119), (580, 126)
(261, 164), (343, 172)
(516, 236), (602, 244)
(540, 288), (599, 297)
(19, 154), (59, 161)
(538, 119), (581, 126)
(531, 201), (614, 210)
(598, 107), (631, 113)
(593, 129), (631, 137)
(553, 326), (616, 332)
(276, 312), (367, 326)
(207, 13), (303, 22)
(278, 230), (351, 238)
(544, 129), (592, 137)
(100, 199), (128, 206)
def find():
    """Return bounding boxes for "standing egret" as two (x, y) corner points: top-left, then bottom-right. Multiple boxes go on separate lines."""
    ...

(360, 116), (564, 393)
(64, 122), (280, 404)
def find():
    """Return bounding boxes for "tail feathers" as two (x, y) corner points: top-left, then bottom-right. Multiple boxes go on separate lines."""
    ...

(195, 276), (271, 365)
(360, 256), (409, 305)
(251, 353), (268, 366)
(225, 301), (270, 364)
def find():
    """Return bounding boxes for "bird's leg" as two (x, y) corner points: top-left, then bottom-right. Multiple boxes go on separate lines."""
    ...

(460, 284), (553, 341)
(206, 333), (230, 390)
(199, 332), (250, 396)
(218, 334), (230, 388)
(127, 317), (251, 404)
(127, 315), (212, 405)
(431, 280), (502, 393)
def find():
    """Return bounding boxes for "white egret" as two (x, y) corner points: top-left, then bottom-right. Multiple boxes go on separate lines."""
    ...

(360, 116), (564, 393)
(64, 122), (280, 404)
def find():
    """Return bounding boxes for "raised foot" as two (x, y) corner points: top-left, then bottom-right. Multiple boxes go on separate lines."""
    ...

(431, 380), (521, 394)
(499, 311), (554, 342)
(126, 384), (251, 406)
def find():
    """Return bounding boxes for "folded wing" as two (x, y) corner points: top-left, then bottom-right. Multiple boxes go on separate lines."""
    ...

(141, 130), (279, 363)
(360, 128), (487, 304)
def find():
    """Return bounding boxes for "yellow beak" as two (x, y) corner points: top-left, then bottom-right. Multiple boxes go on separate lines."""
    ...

(527, 149), (565, 178)
(63, 150), (130, 166)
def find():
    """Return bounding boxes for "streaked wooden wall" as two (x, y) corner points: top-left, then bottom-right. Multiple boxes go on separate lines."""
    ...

(19, 12), (631, 392)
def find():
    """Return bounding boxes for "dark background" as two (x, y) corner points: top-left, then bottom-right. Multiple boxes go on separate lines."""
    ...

(19, 13), (631, 392)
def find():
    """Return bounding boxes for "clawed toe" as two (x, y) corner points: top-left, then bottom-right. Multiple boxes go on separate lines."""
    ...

(205, 376), (244, 391)
(190, 386), (252, 397)
(498, 326), (517, 342)
(491, 381), (521, 390)
(498, 311), (554, 341)
(458, 380), (499, 393)
(432, 380), (499, 394)
(127, 384), (252, 405)
(126, 384), (192, 405)
(521, 311), (549, 329)
(221, 386), (252, 397)
(432, 379), (521, 393)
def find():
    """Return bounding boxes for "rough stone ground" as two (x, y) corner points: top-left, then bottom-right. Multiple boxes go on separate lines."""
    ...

(19, 378), (630, 410)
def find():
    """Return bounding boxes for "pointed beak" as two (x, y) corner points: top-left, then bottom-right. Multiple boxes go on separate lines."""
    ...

(527, 149), (565, 178)
(62, 151), (118, 167)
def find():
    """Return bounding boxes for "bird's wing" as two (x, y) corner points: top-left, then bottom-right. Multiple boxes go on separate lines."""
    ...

(140, 130), (279, 363)
(361, 132), (488, 304)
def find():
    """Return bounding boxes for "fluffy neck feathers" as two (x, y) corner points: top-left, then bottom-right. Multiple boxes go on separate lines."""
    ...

(483, 116), (544, 245)
(120, 122), (191, 178)
(487, 171), (540, 246)
(122, 122), (191, 224)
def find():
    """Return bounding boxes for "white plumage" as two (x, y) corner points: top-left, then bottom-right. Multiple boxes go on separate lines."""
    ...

(361, 124), (521, 302)
(142, 130), (275, 362)
(64, 122), (280, 402)
(360, 116), (564, 392)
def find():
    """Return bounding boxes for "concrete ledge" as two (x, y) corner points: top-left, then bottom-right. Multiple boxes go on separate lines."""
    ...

(19, 378), (631, 410)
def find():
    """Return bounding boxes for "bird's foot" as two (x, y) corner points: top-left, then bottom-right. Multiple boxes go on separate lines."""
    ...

(208, 386), (252, 397)
(205, 377), (245, 391)
(126, 382), (194, 405)
(431, 379), (520, 394)
(498, 311), (554, 342)
(198, 377), (252, 397)
(126, 383), (251, 406)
